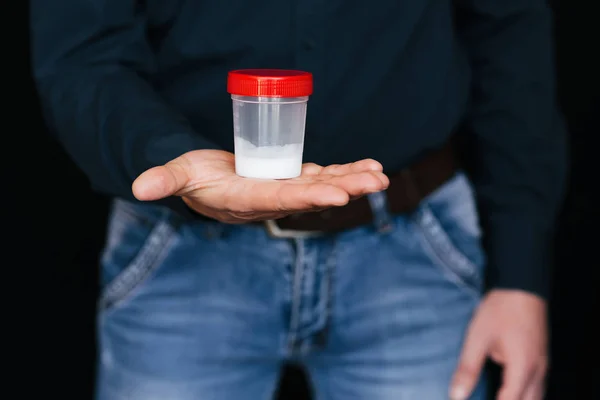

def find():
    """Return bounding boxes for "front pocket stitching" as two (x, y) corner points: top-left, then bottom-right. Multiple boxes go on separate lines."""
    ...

(98, 219), (176, 312)
(413, 206), (481, 299)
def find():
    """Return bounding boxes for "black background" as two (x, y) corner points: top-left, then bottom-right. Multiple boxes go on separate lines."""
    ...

(6, 0), (598, 398)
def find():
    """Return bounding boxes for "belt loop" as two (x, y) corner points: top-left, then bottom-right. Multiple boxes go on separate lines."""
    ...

(367, 191), (393, 233)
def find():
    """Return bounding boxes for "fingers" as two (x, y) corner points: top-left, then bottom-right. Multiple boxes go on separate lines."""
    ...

(221, 178), (350, 213)
(220, 171), (387, 216)
(450, 322), (490, 400)
(301, 159), (383, 178)
(324, 171), (389, 197)
(319, 159), (384, 176)
(496, 357), (537, 400)
(279, 182), (351, 210)
(522, 380), (545, 400)
(186, 157), (388, 216)
(239, 160), (388, 212)
(228, 173), (387, 216)
(523, 360), (548, 400)
(301, 163), (324, 176)
(132, 157), (192, 201)
(315, 160), (388, 190)
(242, 181), (350, 212)
(499, 357), (547, 400)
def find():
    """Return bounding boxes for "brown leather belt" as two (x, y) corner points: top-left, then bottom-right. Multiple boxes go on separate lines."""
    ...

(263, 140), (459, 238)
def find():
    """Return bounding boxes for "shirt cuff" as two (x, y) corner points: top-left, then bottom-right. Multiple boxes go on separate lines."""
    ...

(484, 216), (554, 300)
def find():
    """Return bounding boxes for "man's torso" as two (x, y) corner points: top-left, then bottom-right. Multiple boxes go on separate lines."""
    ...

(141, 0), (471, 170)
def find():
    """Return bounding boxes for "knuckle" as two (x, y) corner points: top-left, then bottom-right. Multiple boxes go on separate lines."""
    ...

(167, 158), (188, 175)
(178, 152), (195, 168)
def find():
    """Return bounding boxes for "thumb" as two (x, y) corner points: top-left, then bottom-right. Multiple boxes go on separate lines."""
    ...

(132, 158), (191, 201)
(449, 325), (490, 400)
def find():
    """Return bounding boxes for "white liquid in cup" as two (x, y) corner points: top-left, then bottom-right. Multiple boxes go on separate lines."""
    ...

(234, 136), (303, 179)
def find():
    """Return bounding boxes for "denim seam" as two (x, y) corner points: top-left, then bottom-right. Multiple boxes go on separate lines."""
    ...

(413, 206), (481, 299)
(98, 218), (176, 313)
(322, 241), (336, 340)
(287, 238), (306, 354)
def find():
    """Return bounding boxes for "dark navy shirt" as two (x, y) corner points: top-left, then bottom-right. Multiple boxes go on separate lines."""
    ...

(30, 0), (567, 298)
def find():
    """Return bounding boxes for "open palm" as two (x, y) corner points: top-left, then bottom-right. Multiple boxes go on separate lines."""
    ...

(132, 150), (389, 223)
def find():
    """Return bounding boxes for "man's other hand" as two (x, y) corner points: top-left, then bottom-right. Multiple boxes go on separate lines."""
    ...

(450, 290), (548, 400)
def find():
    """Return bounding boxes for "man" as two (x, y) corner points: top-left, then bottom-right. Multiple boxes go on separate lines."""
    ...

(30, 0), (566, 399)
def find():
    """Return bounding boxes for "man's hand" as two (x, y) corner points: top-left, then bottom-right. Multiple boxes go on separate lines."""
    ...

(132, 150), (389, 223)
(450, 290), (548, 400)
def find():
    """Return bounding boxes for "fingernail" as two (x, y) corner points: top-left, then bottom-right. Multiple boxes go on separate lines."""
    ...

(449, 385), (468, 400)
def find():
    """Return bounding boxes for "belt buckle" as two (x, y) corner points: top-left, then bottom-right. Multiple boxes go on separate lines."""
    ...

(263, 219), (324, 239)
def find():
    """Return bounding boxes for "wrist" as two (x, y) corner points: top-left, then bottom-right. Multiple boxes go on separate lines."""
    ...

(486, 288), (548, 307)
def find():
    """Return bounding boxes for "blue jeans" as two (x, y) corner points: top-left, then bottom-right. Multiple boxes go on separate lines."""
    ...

(96, 172), (487, 400)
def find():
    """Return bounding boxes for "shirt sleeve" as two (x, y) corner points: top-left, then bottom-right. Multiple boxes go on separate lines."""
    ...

(455, 0), (568, 298)
(30, 0), (221, 213)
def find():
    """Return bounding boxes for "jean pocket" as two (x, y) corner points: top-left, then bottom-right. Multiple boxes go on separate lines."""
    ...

(411, 172), (486, 298)
(98, 200), (178, 313)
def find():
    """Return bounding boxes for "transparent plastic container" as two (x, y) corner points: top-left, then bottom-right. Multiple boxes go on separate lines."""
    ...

(227, 69), (313, 179)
